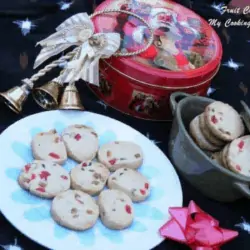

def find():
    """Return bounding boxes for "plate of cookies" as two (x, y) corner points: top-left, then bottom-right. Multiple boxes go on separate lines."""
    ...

(0, 110), (182, 250)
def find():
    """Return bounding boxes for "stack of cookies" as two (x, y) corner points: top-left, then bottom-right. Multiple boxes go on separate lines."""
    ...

(18, 125), (151, 232)
(211, 135), (250, 177)
(189, 101), (250, 177)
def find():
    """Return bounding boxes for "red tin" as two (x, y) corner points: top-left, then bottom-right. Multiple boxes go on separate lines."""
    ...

(89, 0), (222, 121)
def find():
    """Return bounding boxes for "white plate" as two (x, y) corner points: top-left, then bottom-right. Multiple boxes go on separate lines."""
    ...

(0, 111), (182, 250)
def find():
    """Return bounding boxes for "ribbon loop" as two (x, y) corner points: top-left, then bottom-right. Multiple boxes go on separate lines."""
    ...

(34, 13), (95, 69)
(56, 13), (94, 32)
(159, 201), (238, 250)
(62, 32), (120, 86)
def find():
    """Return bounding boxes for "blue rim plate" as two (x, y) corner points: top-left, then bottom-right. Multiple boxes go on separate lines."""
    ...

(0, 110), (182, 250)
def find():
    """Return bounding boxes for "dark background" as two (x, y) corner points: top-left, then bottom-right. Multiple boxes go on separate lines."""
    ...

(0, 0), (250, 249)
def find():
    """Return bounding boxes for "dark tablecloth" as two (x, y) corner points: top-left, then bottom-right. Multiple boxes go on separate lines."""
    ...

(0, 0), (250, 249)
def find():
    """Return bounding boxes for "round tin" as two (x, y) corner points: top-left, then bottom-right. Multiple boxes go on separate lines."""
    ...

(89, 0), (222, 121)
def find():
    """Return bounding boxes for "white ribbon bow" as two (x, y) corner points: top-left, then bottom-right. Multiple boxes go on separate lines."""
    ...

(34, 13), (121, 86)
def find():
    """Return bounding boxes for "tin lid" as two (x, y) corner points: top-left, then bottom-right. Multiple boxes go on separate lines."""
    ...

(94, 0), (222, 76)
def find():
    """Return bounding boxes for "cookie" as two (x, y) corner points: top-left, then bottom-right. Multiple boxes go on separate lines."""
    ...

(204, 101), (245, 141)
(31, 129), (67, 165)
(199, 113), (225, 147)
(18, 160), (70, 198)
(51, 190), (99, 231)
(189, 115), (220, 151)
(62, 125), (98, 163)
(70, 161), (110, 196)
(221, 144), (230, 169)
(108, 168), (150, 202)
(211, 152), (223, 166)
(98, 190), (134, 230)
(97, 141), (143, 171)
(226, 135), (250, 177)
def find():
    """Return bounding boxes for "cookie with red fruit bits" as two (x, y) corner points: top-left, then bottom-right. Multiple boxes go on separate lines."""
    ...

(98, 189), (134, 230)
(226, 135), (250, 177)
(107, 168), (150, 202)
(189, 114), (220, 151)
(199, 113), (225, 147)
(204, 101), (245, 142)
(97, 141), (143, 172)
(51, 190), (99, 231)
(18, 160), (70, 198)
(220, 144), (230, 169)
(62, 124), (98, 163)
(70, 160), (110, 196)
(31, 129), (67, 165)
(210, 152), (224, 166)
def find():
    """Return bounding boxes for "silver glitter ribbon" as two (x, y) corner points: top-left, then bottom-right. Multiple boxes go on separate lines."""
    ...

(34, 13), (120, 86)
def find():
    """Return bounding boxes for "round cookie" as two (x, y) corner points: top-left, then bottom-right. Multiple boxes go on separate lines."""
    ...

(226, 135), (250, 177)
(221, 144), (230, 169)
(211, 152), (223, 167)
(204, 101), (245, 142)
(189, 115), (220, 152)
(98, 189), (134, 230)
(199, 113), (225, 147)
(70, 161), (110, 196)
(108, 168), (150, 202)
(51, 190), (99, 231)
(31, 129), (67, 165)
(62, 125), (98, 163)
(18, 160), (70, 198)
(97, 141), (143, 172)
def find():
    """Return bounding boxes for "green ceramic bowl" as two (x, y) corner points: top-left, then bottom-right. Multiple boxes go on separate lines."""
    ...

(168, 92), (250, 202)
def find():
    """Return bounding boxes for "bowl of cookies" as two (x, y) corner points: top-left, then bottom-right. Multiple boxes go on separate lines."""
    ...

(169, 92), (250, 202)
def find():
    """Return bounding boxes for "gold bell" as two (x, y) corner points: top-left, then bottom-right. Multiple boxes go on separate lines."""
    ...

(0, 83), (31, 114)
(58, 84), (84, 110)
(32, 81), (61, 110)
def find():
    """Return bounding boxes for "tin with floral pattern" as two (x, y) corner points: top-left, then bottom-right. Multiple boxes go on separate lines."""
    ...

(89, 0), (222, 120)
